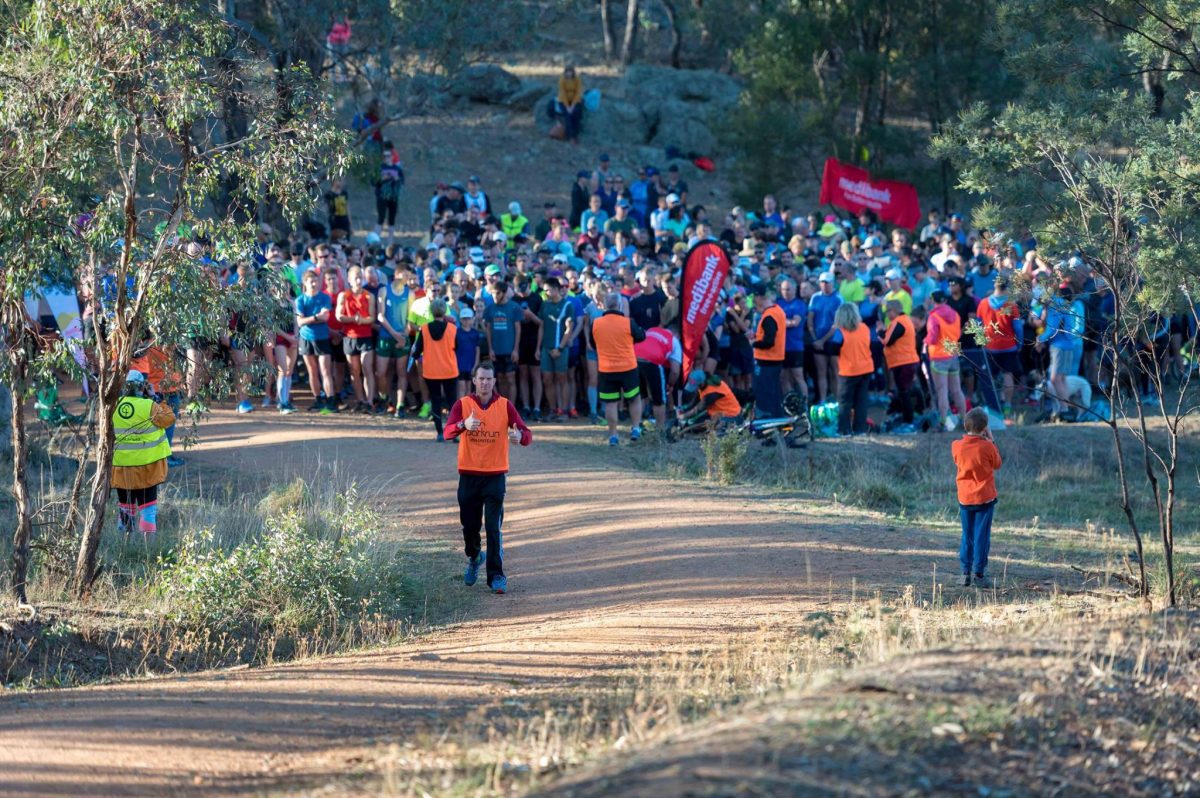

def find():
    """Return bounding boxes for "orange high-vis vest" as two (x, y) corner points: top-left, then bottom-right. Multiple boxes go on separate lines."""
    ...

(883, 315), (920, 369)
(838, 324), (874, 377)
(928, 309), (961, 361)
(700, 380), (741, 418)
(421, 322), (458, 380)
(592, 313), (637, 373)
(977, 298), (1019, 351)
(456, 395), (511, 474)
(753, 304), (786, 362)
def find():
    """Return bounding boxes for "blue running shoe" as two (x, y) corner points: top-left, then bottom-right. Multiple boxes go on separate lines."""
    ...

(608, 434), (619, 446)
(630, 426), (642, 442)
(237, 400), (254, 414)
(492, 575), (507, 594)
(464, 552), (483, 586)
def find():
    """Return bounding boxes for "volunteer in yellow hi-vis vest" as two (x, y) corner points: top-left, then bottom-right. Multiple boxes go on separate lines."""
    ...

(112, 370), (175, 536)
(444, 361), (532, 594)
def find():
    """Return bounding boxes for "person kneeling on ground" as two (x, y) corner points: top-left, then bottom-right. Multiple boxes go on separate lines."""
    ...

(952, 407), (1002, 588)
(112, 370), (175, 536)
(678, 369), (742, 432)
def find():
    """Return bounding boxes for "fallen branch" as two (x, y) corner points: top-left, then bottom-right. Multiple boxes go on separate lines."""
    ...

(1070, 564), (1143, 591)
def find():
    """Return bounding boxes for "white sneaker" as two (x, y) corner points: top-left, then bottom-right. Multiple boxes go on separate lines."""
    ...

(944, 414), (959, 432)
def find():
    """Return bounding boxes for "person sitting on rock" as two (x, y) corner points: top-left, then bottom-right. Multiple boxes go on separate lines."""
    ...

(553, 65), (584, 143)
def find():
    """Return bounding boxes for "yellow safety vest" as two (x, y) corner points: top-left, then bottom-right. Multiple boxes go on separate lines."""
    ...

(112, 396), (171, 467)
(500, 214), (527, 247)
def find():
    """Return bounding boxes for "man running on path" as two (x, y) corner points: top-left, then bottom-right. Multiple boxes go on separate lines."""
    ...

(444, 362), (533, 594)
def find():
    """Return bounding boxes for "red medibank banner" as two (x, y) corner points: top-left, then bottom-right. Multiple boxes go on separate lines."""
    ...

(818, 158), (921, 229)
(680, 240), (731, 376)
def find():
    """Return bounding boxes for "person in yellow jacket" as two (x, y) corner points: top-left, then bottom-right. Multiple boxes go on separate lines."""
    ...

(112, 370), (175, 536)
(499, 202), (528, 247)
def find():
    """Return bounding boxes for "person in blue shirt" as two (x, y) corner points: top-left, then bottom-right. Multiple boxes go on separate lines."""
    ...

(294, 270), (337, 413)
(807, 273), (843, 404)
(776, 278), (808, 399)
(1036, 285), (1084, 420)
(455, 307), (482, 398)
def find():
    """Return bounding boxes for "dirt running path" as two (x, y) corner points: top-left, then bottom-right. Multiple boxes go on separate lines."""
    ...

(0, 411), (946, 796)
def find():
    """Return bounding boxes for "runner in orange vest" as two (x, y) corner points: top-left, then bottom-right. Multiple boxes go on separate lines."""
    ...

(750, 284), (786, 419)
(443, 361), (533, 594)
(590, 291), (647, 446)
(881, 300), (921, 433)
(835, 303), (873, 435)
(410, 299), (458, 441)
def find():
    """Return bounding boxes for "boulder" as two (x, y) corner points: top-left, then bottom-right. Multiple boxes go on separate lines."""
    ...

(580, 97), (652, 145)
(448, 64), (521, 104)
(506, 81), (552, 111)
(624, 64), (741, 110)
(648, 99), (717, 155)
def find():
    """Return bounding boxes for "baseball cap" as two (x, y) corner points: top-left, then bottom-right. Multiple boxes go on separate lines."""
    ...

(863, 235), (883, 249)
(449, 181), (465, 191)
(818, 272), (834, 283)
(465, 263), (481, 280)
(685, 368), (707, 392)
(552, 253), (569, 264)
(586, 217), (599, 229)
(885, 267), (904, 280)
(599, 153), (610, 162)
(126, 370), (146, 384)
(460, 307), (475, 319)
(484, 264), (502, 276)
(469, 246), (485, 263)
(577, 170), (590, 179)
(494, 232), (508, 243)
(666, 193), (681, 206)
(617, 198), (630, 208)
(468, 175), (481, 183)
(508, 201), (522, 216)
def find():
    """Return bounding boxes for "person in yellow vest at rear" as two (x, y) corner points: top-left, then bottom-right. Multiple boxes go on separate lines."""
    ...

(500, 202), (528, 248)
(444, 361), (533, 595)
(750, 284), (786, 419)
(112, 370), (175, 536)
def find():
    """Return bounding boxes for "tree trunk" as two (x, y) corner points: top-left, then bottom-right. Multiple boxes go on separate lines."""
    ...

(1104, 322), (1148, 597)
(661, 0), (682, 68)
(600, 0), (616, 62)
(8, 341), (33, 607)
(72, 374), (119, 599)
(620, 0), (640, 66)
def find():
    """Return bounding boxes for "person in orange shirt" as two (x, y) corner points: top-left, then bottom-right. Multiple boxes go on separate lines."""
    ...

(444, 361), (533, 595)
(952, 407), (1002, 588)
(410, 299), (458, 441)
(834, 303), (873, 436)
(750, 284), (786, 419)
(678, 369), (742, 431)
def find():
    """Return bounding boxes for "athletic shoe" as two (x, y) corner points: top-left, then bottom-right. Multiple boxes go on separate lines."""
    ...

(166, 455), (185, 467)
(394, 407), (407, 419)
(591, 414), (605, 426)
(961, 574), (971, 587)
(261, 395), (273, 408)
(492, 575), (507, 594)
(318, 405), (334, 416)
(568, 408), (579, 419)
(436, 431), (444, 443)
(530, 407), (542, 422)
(943, 414), (959, 432)
(417, 401), (432, 419)
(237, 400), (254, 414)
(279, 403), (295, 415)
(973, 574), (991, 589)
(630, 426), (642, 442)
(609, 434), (619, 446)
(464, 553), (483, 586)
(893, 424), (917, 435)
(386, 404), (397, 414)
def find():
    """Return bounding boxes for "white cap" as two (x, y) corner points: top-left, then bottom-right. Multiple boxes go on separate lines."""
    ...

(460, 307), (475, 319)
(885, 268), (904, 280)
(465, 263), (481, 280)
(126, 370), (146, 384)
(469, 246), (485, 263)
(666, 193), (681, 206)
(552, 253), (568, 264)
(494, 232), (508, 243)
(818, 271), (834, 282)
(863, 235), (883, 249)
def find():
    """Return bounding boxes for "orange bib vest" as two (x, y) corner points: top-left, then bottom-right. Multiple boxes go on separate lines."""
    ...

(592, 313), (637, 373)
(421, 322), (458, 380)
(838, 325), (874, 377)
(753, 305), (787, 362)
(457, 395), (511, 474)
(700, 381), (741, 418)
(883, 315), (920, 369)
(928, 311), (961, 361)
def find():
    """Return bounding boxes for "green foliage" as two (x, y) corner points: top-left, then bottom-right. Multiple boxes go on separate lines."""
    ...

(726, 0), (1018, 205)
(157, 485), (399, 631)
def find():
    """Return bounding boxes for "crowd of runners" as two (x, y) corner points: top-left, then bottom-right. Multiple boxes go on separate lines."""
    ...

(109, 147), (1198, 444)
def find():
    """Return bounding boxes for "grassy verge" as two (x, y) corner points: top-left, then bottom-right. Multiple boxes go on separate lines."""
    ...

(1, 445), (470, 689)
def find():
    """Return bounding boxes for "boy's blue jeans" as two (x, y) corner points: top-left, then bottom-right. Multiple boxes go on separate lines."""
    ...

(959, 500), (996, 576)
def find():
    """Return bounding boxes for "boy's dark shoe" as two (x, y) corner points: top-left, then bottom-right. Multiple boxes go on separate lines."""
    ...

(973, 574), (991, 588)
(961, 574), (972, 587)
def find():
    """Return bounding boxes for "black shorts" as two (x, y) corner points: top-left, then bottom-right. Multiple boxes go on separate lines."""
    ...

(987, 350), (1023, 377)
(342, 336), (375, 357)
(517, 336), (540, 367)
(299, 338), (333, 357)
(492, 354), (517, 374)
(818, 340), (841, 357)
(638, 361), (667, 406)
(783, 349), (804, 368)
(598, 368), (640, 401)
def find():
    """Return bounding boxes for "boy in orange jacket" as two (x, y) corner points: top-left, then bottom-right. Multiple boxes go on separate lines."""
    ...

(951, 407), (1002, 587)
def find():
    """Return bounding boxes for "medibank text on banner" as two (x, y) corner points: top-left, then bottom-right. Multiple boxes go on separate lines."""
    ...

(818, 158), (921, 229)
(680, 241), (731, 376)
